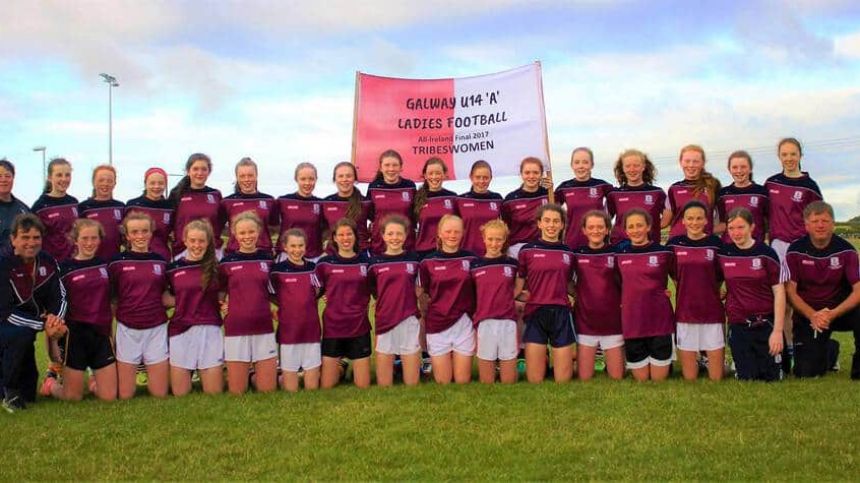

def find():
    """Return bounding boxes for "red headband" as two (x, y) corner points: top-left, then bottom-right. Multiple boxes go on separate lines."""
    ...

(144, 167), (167, 182)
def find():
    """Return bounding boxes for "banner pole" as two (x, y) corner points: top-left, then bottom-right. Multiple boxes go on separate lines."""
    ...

(535, 60), (555, 204)
(351, 71), (360, 167)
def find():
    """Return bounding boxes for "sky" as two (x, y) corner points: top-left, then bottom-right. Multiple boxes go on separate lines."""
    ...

(2, 0), (860, 218)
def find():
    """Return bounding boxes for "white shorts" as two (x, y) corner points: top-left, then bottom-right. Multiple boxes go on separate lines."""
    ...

(169, 325), (224, 370)
(770, 238), (790, 275)
(507, 243), (526, 260)
(626, 356), (673, 370)
(279, 343), (321, 372)
(476, 318), (518, 361)
(224, 333), (278, 363)
(116, 322), (169, 365)
(376, 316), (421, 355)
(426, 313), (476, 357)
(577, 333), (625, 350)
(676, 322), (725, 352)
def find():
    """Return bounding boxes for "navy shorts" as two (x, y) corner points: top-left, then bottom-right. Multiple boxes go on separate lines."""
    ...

(64, 321), (116, 371)
(625, 335), (673, 365)
(321, 333), (372, 360)
(728, 323), (785, 382)
(523, 306), (576, 348)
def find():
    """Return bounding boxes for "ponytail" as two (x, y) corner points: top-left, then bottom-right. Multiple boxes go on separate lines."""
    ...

(414, 157), (447, 218)
(169, 152), (212, 204)
(44, 158), (71, 194)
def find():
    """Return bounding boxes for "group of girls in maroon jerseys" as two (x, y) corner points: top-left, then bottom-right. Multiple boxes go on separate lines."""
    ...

(18, 134), (859, 406)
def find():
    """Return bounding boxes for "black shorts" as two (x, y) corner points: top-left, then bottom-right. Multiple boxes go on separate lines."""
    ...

(523, 305), (576, 348)
(321, 333), (372, 360)
(625, 335), (673, 365)
(64, 321), (116, 371)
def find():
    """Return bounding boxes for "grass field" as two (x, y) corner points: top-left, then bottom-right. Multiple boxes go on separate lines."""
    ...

(4, 238), (860, 480)
(1, 332), (858, 480)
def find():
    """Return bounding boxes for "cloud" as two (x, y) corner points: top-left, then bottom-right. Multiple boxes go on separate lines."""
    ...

(835, 30), (860, 59)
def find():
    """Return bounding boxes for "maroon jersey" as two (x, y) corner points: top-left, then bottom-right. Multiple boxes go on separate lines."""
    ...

(716, 183), (769, 243)
(59, 258), (111, 336)
(219, 250), (274, 337)
(31, 193), (79, 262)
(787, 235), (860, 313)
(78, 198), (125, 261)
(368, 253), (420, 334)
(126, 196), (174, 262)
(667, 180), (715, 237)
(316, 253), (371, 339)
(173, 187), (224, 254)
(321, 193), (372, 253)
(615, 242), (675, 338)
(606, 185), (666, 244)
(502, 187), (549, 245)
(270, 259), (322, 344)
(764, 173), (822, 243)
(109, 251), (168, 330)
(554, 178), (612, 249)
(222, 192), (277, 253)
(718, 241), (783, 324)
(415, 188), (458, 254)
(167, 258), (222, 337)
(667, 235), (725, 324)
(418, 250), (477, 334)
(277, 194), (324, 259)
(572, 245), (622, 336)
(456, 191), (503, 257)
(470, 256), (518, 325)
(368, 179), (417, 254)
(517, 240), (575, 318)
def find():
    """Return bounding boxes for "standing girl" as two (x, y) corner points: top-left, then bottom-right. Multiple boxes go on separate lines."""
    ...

(222, 157), (278, 255)
(719, 208), (786, 381)
(219, 211), (277, 394)
(765, 138), (822, 358)
(270, 228), (322, 392)
(573, 210), (625, 381)
(456, 161), (503, 257)
(78, 165), (125, 261)
(126, 167), (174, 262)
(166, 220), (224, 396)
(667, 201), (725, 380)
(277, 162), (325, 262)
(715, 151), (769, 243)
(316, 218), (373, 389)
(322, 162), (372, 254)
(413, 158), (458, 257)
(515, 204), (576, 383)
(666, 145), (721, 238)
(32, 158), (78, 262)
(168, 153), (225, 259)
(555, 147), (613, 249)
(502, 157), (549, 259)
(368, 215), (422, 386)
(615, 209), (676, 382)
(606, 149), (670, 245)
(418, 215), (477, 384)
(368, 150), (417, 255)
(109, 212), (170, 399)
(45, 219), (118, 401)
(471, 219), (518, 384)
